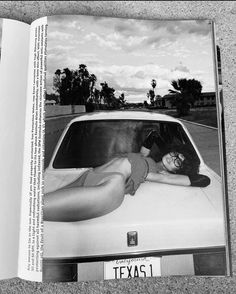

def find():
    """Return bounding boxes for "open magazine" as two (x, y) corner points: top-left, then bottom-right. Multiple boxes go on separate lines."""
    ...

(0, 15), (230, 282)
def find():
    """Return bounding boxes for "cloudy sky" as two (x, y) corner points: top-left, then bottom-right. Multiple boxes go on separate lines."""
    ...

(47, 15), (215, 102)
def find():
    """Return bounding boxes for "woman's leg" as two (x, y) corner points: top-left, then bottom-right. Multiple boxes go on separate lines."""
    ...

(43, 173), (125, 222)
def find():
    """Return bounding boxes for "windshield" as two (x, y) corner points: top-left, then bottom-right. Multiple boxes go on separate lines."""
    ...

(52, 120), (199, 169)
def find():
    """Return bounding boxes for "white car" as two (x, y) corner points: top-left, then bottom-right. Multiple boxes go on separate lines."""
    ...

(43, 111), (226, 282)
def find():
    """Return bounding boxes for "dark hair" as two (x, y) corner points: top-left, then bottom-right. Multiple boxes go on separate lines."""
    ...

(164, 144), (200, 175)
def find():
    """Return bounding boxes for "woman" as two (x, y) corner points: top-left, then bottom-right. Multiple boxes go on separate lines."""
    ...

(44, 131), (210, 222)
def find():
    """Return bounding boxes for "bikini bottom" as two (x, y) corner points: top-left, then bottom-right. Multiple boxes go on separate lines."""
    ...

(69, 169), (122, 187)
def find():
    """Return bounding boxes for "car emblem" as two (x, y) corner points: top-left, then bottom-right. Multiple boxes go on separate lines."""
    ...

(127, 231), (138, 246)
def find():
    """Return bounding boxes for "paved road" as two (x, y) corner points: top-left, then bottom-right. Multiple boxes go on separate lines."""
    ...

(44, 116), (222, 176)
(181, 120), (221, 175)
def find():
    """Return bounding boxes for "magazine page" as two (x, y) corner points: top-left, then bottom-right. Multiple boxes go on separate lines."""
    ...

(0, 19), (30, 280)
(42, 15), (229, 282)
(17, 17), (47, 282)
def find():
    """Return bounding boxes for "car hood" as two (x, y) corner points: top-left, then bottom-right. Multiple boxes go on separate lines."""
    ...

(44, 168), (225, 259)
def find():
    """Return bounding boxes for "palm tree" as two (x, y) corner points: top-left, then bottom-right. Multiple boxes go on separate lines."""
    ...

(78, 64), (89, 79)
(53, 69), (62, 96)
(93, 88), (101, 108)
(78, 64), (90, 104)
(89, 73), (97, 101)
(148, 89), (155, 106)
(100, 82), (118, 109)
(169, 78), (202, 116)
(59, 68), (73, 105)
(118, 93), (126, 107)
(151, 79), (157, 92)
(150, 79), (157, 105)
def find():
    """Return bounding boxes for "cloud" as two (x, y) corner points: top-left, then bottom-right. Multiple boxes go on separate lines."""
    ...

(48, 30), (73, 41)
(132, 71), (146, 79)
(114, 18), (146, 36)
(148, 20), (211, 37)
(125, 93), (148, 103)
(87, 64), (178, 99)
(47, 51), (102, 74)
(46, 16), (214, 101)
(47, 15), (85, 28)
(122, 21), (209, 53)
(47, 44), (74, 54)
(172, 63), (190, 73)
(133, 20), (211, 52)
(83, 31), (148, 53)
(47, 16), (211, 58)
(113, 19), (211, 39)
(84, 32), (122, 51)
(65, 20), (83, 30)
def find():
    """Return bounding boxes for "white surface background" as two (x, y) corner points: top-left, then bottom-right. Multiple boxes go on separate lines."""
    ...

(0, 19), (29, 279)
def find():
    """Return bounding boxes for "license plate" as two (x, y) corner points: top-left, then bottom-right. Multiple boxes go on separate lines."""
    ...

(104, 257), (161, 279)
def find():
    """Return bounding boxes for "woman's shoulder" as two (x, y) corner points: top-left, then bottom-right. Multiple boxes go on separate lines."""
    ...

(144, 156), (158, 173)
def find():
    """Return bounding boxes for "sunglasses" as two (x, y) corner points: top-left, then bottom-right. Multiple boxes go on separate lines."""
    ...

(169, 152), (184, 169)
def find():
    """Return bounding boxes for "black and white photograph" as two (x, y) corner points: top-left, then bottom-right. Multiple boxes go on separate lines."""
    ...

(42, 15), (228, 282)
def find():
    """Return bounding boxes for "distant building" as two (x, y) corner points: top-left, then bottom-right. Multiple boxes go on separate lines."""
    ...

(154, 92), (216, 109)
(195, 92), (216, 107)
(155, 94), (175, 108)
(154, 95), (166, 108)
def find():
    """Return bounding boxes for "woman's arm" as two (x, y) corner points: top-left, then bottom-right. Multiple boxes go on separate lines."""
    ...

(140, 146), (151, 157)
(146, 172), (191, 186)
(140, 130), (159, 157)
(146, 172), (210, 187)
(188, 174), (210, 187)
